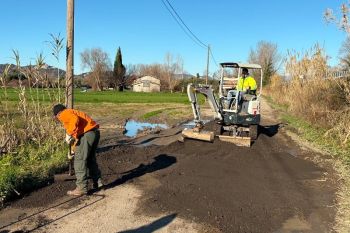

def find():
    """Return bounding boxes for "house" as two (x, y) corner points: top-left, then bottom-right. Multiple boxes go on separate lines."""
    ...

(133, 76), (160, 92)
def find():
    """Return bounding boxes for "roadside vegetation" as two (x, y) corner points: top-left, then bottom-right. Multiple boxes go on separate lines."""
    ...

(0, 55), (66, 204)
(264, 44), (350, 232)
(266, 45), (350, 162)
(0, 90), (195, 205)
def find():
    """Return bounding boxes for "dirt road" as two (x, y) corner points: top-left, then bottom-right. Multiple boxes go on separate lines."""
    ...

(0, 100), (338, 233)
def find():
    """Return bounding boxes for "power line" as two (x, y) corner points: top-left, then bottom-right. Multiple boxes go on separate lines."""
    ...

(161, 0), (206, 49)
(163, 0), (207, 48)
(161, 0), (220, 72)
(209, 47), (219, 67)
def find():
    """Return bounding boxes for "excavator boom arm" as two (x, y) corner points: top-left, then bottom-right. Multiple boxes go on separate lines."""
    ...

(187, 83), (222, 124)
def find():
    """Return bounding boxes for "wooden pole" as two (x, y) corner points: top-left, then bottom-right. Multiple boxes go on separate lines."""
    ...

(66, 0), (74, 109)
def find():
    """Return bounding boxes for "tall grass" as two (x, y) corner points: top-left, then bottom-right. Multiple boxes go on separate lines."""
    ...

(0, 52), (66, 204)
(267, 45), (350, 156)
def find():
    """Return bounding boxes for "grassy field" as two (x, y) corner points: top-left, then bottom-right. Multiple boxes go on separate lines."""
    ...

(0, 88), (194, 104)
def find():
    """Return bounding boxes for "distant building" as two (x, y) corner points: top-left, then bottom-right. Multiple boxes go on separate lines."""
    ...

(133, 76), (160, 92)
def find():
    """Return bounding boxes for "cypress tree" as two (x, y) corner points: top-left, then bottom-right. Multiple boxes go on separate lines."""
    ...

(113, 47), (126, 91)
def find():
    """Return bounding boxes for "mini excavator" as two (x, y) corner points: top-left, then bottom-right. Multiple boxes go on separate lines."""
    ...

(182, 62), (262, 147)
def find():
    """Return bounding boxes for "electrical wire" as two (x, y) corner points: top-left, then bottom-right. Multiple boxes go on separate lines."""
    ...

(209, 47), (219, 67)
(161, 0), (206, 49)
(164, 0), (207, 48)
(161, 0), (220, 71)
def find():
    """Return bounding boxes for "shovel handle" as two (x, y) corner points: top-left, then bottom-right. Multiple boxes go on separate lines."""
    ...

(68, 144), (74, 176)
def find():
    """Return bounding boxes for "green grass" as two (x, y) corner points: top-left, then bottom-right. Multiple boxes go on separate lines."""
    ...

(75, 90), (192, 104)
(0, 88), (196, 104)
(0, 140), (67, 202)
(141, 108), (178, 120)
(142, 109), (165, 120)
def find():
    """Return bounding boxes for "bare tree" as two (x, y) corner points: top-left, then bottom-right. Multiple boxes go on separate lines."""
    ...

(324, 4), (350, 34)
(175, 55), (183, 91)
(132, 56), (182, 92)
(164, 52), (179, 93)
(248, 41), (281, 85)
(124, 64), (138, 87)
(80, 48), (111, 91)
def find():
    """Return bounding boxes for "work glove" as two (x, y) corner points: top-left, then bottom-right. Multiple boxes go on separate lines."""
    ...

(65, 133), (75, 145)
(67, 150), (75, 160)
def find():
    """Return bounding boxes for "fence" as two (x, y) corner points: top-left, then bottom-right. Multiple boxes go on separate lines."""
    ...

(326, 70), (350, 79)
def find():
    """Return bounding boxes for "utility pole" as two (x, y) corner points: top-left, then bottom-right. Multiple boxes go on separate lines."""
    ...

(66, 0), (74, 109)
(206, 44), (210, 85)
(181, 62), (184, 93)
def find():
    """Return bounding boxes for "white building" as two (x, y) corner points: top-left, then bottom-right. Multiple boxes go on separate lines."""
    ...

(133, 76), (160, 92)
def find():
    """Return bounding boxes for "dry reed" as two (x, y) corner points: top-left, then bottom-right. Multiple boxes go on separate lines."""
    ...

(267, 45), (350, 145)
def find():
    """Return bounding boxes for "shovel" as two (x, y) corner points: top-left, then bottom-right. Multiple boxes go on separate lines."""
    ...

(54, 144), (76, 182)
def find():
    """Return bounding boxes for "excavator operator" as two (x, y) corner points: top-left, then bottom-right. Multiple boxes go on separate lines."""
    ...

(237, 68), (257, 95)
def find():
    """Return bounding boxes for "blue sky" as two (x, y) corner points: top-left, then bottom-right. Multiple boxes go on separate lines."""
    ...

(0, 0), (347, 75)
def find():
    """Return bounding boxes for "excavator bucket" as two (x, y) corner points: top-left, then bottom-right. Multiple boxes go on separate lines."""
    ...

(182, 128), (215, 142)
(217, 135), (251, 147)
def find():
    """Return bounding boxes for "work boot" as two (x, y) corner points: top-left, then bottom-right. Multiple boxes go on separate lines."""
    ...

(93, 178), (104, 190)
(67, 187), (87, 196)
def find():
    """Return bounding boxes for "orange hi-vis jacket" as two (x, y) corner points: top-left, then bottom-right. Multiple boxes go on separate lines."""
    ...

(57, 109), (99, 139)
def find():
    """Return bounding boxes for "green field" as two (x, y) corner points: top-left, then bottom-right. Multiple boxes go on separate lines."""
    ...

(0, 88), (195, 104)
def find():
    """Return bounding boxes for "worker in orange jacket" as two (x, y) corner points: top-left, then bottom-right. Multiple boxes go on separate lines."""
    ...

(53, 104), (103, 196)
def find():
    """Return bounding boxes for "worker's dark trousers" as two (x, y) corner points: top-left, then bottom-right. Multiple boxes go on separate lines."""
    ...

(75, 129), (101, 191)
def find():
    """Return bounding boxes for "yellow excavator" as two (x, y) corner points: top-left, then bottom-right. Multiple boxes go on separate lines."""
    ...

(182, 62), (263, 147)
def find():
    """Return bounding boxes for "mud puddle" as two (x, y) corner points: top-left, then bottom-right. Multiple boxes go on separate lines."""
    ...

(123, 120), (168, 137)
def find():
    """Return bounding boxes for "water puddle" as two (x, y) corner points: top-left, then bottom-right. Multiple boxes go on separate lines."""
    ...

(123, 120), (168, 137)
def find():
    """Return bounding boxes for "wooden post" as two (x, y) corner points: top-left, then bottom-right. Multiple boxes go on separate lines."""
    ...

(66, 0), (74, 109)
(206, 44), (210, 85)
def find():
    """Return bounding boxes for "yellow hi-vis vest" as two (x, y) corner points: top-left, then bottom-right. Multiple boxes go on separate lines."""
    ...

(237, 76), (257, 92)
